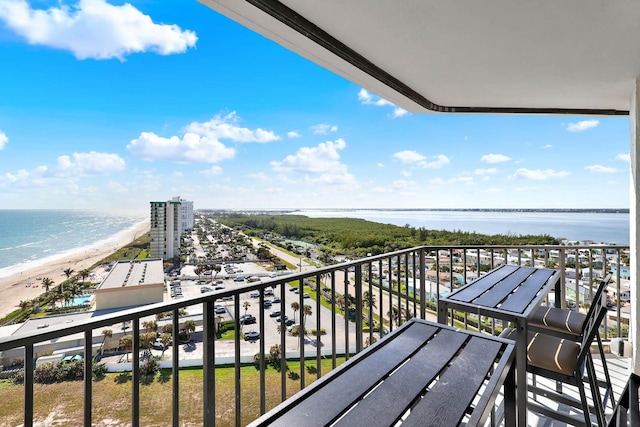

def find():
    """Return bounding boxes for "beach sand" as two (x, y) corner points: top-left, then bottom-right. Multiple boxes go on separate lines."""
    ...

(0, 221), (150, 319)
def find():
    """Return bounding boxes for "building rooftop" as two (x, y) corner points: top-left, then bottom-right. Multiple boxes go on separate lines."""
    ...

(98, 259), (164, 290)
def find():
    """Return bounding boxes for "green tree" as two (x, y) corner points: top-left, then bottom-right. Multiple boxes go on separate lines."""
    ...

(182, 320), (196, 340)
(302, 304), (312, 335)
(159, 333), (172, 359)
(78, 269), (90, 284)
(119, 335), (133, 362)
(42, 277), (54, 294)
(100, 329), (113, 354)
(291, 301), (299, 323)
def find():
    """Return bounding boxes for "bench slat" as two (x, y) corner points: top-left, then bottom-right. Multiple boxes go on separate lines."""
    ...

(333, 328), (468, 426)
(402, 336), (503, 426)
(449, 264), (517, 302)
(260, 322), (438, 426)
(471, 267), (534, 308)
(499, 269), (555, 313)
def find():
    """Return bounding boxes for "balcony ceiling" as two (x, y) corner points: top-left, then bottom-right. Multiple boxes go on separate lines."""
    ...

(200, 0), (640, 115)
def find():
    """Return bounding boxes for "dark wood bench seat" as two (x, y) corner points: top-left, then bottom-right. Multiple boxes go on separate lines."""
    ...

(248, 319), (515, 427)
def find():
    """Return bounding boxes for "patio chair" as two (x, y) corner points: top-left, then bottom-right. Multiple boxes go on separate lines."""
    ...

(529, 274), (615, 408)
(501, 293), (610, 426)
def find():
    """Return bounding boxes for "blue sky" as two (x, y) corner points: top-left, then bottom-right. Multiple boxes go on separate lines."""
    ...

(0, 0), (631, 211)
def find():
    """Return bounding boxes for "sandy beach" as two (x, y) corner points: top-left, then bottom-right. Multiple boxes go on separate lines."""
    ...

(0, 221), (150, 319)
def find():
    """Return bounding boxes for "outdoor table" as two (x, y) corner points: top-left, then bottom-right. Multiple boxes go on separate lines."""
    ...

(248, 318), (516, 427)
(437, 264), (561, 426)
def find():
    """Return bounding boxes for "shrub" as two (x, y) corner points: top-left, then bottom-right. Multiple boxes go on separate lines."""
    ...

(140, 358), (159, 377)
(310, 328), (326, 336)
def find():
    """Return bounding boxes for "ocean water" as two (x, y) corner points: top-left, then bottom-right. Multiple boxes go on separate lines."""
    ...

(0, 210), (147, 279)
(292, 209), (630, 245)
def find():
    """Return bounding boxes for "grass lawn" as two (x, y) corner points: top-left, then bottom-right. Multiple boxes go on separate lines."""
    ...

(0, 357), (345, 426)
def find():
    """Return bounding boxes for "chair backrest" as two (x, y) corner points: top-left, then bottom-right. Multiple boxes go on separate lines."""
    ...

(577, 286), (608, 365)
(582, 274), (611, 328)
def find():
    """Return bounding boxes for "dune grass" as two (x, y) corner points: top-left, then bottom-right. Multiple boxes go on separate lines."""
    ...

(0, 357), (345, 426)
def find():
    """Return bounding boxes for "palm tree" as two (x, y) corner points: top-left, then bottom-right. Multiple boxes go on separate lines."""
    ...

(159, 333), (172, 359)
(213, 264), (221, 278)
(42, 277), (54, 293)
(100, 329), (113, 355)
(62, 267), (74, 292)
(78, 269), (90, 284)
(291, 301), (299, 323)
(142, 320), (158, 335)
(242, 301), (251, 329)
(119, 335), (133, 362)
(302, 304), (312, 335)
(363, 291), (377, 311)
(161, 323), (173, 335)
(182, 320), (196, 341)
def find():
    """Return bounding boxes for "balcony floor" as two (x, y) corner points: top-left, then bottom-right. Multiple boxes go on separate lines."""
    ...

(508, 353), (631, 426)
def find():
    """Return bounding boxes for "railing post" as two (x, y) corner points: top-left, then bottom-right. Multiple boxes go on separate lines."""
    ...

(355, 264), (363, 353)
(24, 344), (34, 427)
(84, 329), (92, 427)
(559, 248), (566, 308)
(172, 308), (180, 427)
(132, 318), (140, 427)
(203, 300), (215, 426)
(419, 248), (426, 320)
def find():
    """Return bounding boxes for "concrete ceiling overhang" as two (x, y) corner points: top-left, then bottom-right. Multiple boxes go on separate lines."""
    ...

(199, 0), (640, 115)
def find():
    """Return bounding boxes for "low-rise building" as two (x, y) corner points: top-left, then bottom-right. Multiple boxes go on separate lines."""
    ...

(94, 259), (165, 311)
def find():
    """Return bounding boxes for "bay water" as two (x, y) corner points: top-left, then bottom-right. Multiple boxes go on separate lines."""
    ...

(292, 209), (630, 245)
(0, 209), (147, 278)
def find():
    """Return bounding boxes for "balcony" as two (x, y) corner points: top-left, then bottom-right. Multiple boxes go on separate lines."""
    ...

(0, 244), (634, 426)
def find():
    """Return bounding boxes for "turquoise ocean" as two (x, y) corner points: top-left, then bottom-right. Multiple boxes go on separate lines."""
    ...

(0, 209), (629, 280)
(0, 210), (147, 279)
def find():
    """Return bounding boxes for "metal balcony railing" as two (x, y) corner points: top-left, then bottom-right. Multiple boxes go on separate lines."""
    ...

(0, 244), (630, 426)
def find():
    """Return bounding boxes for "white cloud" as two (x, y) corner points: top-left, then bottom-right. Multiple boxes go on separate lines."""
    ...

(393, 150), (450, 169)
(393, 150), (426, 163)
(392, 179), (418, 194)
(481, 153), (511, 164)
(249, 172), (270, 182)
(56, 151), (125, 176)
(172, 171), (183, 178)
(510, 168), (570, 180)
(585, 165), (618, 173)
(184, 112), (279, 144)
(377, 162), (385, 168)
(400, 170), (411, 177)
(201, 165), (223, 176)
(128, 112), (278, 163)
(429, 176), (474, 185)
(0, 130), (7, 149)
(271, 138), (346, 174)
(128, 132), (236, 163)
(0, 165), (47, 187)
(358, 88), (409, 119)
(542, 144), (553, 149)
(311, 123), (338, 134)
(474, 168), (498, 175)
(287, 131), (301, 138)
(0, 0), (197, 60)
(565, 120), (599, 132)
(616, 153), (630, 162)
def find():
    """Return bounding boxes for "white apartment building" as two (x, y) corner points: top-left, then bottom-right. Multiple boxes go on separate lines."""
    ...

(173, 196), (194, 232)
(150, 199), (182, 260)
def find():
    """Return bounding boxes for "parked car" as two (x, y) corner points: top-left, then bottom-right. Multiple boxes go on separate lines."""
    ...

(276, 315), (289, 323)
(269, 310), (281, 318)
(200, 287), (213, 293)
(271, 297), (281, 304)
(244, 330), (260, 341)
(264, 288), (274, 296)
(250, 291), (260, 298)
(239, 314), (256, 324)
(214, 306), (226, 314)
(263, 300), (272, 308)
(234, 276), (245, 282)
(303, 293), (310, 298)
(285, 318), (295, 326)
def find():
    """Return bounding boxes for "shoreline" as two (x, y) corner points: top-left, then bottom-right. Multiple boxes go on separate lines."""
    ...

(0, 220), (150, 319)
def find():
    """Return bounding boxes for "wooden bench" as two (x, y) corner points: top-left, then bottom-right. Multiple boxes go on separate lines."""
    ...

(248, 319), (515, 426)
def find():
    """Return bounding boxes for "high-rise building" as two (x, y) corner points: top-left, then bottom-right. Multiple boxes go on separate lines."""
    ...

(149, 199), (182, 260)
(173, 196), (194, 232)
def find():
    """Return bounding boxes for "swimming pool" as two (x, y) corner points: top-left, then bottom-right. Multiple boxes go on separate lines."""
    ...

(69, 296), (90, 306)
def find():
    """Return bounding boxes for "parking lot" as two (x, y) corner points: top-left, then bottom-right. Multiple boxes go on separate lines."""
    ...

(163, 262), (358, 357)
